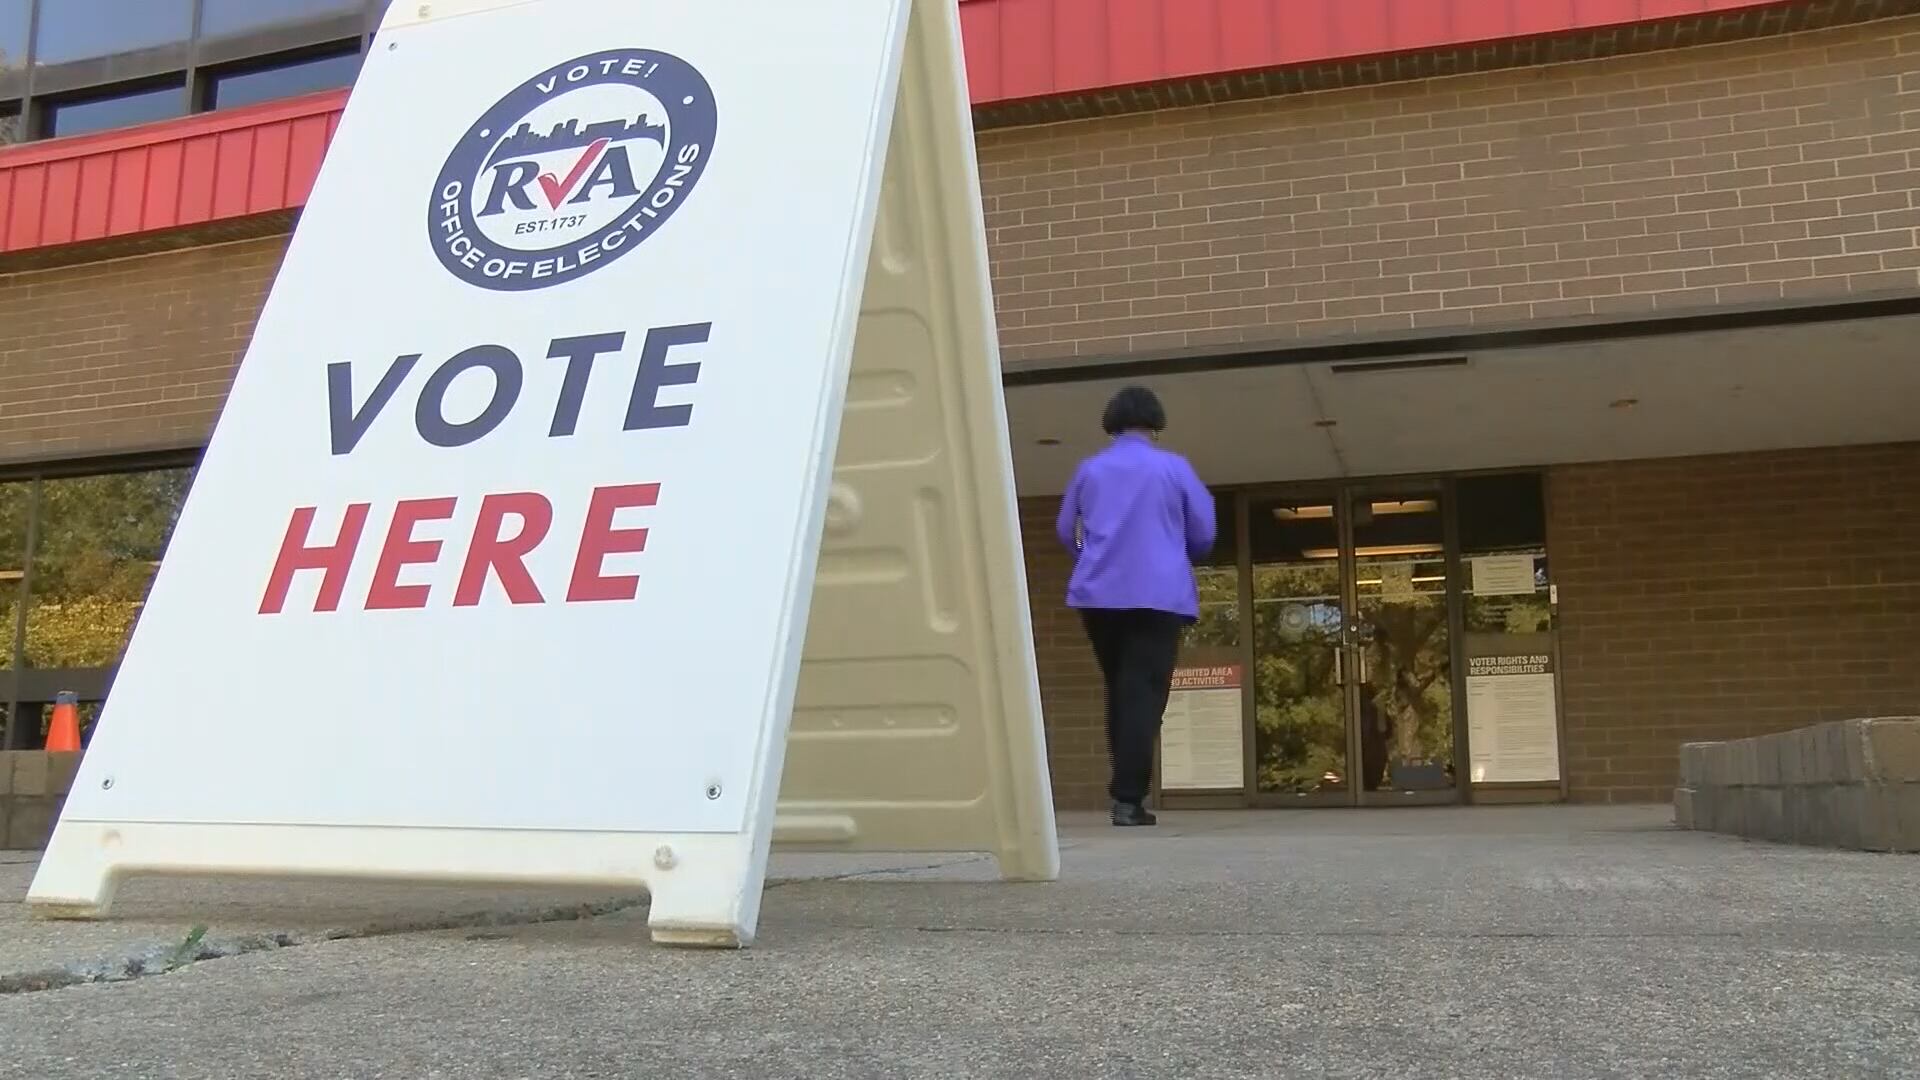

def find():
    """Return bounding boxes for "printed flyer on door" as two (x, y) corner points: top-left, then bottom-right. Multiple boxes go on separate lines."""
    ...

(1161, 647), (1245, 791)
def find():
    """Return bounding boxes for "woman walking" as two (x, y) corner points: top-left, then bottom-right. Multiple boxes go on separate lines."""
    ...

(1055, 387), (1216, 826)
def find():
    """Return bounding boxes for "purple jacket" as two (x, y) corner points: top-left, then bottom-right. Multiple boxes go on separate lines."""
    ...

(1055, 433), (1217, 619)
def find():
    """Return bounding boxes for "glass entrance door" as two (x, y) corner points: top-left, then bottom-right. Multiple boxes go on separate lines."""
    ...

(1348, 485), (1456, 805)
(1245, 487), (1350, 804)
(1243, 485), (1460, 806)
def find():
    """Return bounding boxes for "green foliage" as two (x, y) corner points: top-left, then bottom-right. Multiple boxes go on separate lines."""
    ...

(1466, 592), (1552, 635)
(0, 589), (14, 672)
(1185, 559), (1457, 795)
(24, 596), (144, 668)
(0, 470), (193, 671)
(167, 925), (211, 972)
(1356, 562), (1452, 775)
(0, 482), (30, 564)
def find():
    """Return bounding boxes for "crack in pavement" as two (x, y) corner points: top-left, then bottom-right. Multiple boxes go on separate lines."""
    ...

(815, 856), (996, 881)
(0, 896), (650, 997)
(0, 857), (991, 998)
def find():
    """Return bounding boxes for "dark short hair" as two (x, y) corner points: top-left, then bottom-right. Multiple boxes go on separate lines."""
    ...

(1101, 386), (1166, 435)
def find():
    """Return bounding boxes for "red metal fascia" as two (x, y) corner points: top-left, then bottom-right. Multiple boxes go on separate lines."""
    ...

(1, 0), (1799, 258)
(956, 0), (1795, 103)
(0, 90), (342, 255)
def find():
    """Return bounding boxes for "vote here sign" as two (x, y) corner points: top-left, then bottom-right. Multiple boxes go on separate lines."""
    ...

(51, 0), (910, 838)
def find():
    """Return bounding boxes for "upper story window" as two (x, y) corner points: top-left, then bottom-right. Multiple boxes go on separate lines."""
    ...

(0, 0), (385, 147)
(32, 0), (195, 66)
(0, 0), (27, 72)
(44, 79), (187, 138)
(201, 0), (364, 38)
(207, 48), (360, 111)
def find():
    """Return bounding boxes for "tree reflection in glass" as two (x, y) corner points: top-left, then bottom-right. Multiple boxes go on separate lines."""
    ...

(1354, 554), (1451, 791)
(1252, 561), (1347, 794)
(24, 468), (194, 670)
(1245, 497), (1348, 796)
(0, 480), (29, 671)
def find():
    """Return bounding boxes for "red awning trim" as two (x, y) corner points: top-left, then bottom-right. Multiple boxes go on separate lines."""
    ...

(957, 0), (1792, 104)
(1, 91), (341, 255)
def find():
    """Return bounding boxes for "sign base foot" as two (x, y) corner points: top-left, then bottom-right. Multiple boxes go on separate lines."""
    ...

(24, 827), (119, 920)
(649, 925), (747, 949)
(994, 847), (1057, 883)
(28, 822), (769, 947)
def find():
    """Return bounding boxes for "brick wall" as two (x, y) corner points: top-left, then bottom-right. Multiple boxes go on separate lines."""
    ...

(1019, 497), (1109, 808)
(12, 19), (1920, 452)
(981, 16), (1920, 364)
(1549, 443), (1920, 803)
(974, 0), (1920, 130)
(0, 237), (286, 463)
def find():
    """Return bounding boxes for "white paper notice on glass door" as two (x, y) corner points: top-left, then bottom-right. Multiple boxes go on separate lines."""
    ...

(1471, 554), (1538, 596)
(1161, 663), (1245, 791)
(1465, 650), (1561, 784)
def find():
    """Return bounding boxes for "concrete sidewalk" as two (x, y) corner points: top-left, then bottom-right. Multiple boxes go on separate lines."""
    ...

(2, 806), (1917, 1079)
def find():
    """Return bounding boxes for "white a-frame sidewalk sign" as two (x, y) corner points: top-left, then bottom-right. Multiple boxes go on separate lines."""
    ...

(29, 0), (1058, 947)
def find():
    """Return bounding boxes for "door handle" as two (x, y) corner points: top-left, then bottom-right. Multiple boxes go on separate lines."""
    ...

(1333, 648), (1345, 686)
(1359, 649), (1371, 685)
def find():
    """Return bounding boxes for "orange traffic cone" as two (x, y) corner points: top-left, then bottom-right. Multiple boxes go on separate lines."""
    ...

(45, 691), (81, 753)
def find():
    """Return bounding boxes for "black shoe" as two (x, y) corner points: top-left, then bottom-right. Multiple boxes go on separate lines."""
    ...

(1110, 801), (1157, 827)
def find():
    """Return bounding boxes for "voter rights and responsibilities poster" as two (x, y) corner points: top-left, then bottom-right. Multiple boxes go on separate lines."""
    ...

(1464, 633), (1563, 784)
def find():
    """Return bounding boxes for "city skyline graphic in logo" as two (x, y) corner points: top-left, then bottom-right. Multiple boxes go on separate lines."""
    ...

(430, 49), (717, 292)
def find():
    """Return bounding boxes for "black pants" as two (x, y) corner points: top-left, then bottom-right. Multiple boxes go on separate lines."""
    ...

(1081, 608), (1185, 806)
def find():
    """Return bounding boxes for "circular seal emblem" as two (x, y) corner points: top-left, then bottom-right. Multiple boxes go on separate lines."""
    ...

(1279, 602), (1311, 642)
(429, 48), (716, 292)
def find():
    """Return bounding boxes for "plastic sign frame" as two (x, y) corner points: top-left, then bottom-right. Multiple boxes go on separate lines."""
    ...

(29, 0), (1057, 948)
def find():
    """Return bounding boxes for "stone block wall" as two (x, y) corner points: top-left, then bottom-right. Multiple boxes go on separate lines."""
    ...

(1674, 717), (1920, 851)
(0, 751), (81, 850)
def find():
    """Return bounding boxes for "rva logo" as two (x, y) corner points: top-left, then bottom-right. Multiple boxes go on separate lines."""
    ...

(429, 49), (717, 292)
